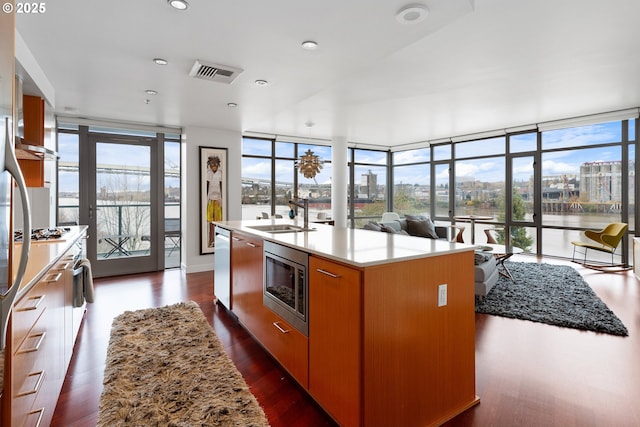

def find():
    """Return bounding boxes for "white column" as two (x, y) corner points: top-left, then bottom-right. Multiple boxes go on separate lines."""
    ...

(331, 136), (348, 228)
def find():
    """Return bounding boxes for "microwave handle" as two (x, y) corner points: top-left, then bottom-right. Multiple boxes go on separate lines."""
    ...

(0, 117), (32, 349)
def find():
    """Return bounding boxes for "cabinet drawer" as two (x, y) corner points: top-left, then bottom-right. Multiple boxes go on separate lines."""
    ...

(13, 327), (48, 379)
(12, 292), (47, 345)
(11, 369), (46, 426)
(24, 407), (45, 427)
(252, 308), (309, 388)
(12, 315), (51, 425)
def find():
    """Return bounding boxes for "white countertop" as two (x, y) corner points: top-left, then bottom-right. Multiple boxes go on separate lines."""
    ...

(214, 219), (474, 268)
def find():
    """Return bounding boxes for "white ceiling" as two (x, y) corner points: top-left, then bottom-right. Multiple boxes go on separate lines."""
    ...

(15, 0), (640, 148)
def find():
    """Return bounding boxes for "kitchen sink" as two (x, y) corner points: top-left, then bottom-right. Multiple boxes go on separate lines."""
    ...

(247, 224), (316, 233)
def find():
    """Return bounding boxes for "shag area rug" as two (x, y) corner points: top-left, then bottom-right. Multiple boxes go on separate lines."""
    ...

(98, 301), (270, 426)
(475, 262), (628, 336)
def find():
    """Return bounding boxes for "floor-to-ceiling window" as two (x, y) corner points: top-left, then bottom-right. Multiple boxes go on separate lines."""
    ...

(163, 136), (181, 268)
(452, 137), (506, 245)
(349, 148), (388, 228)
(390, 115), (637, 264)
(241, 137), (273, 219)
(241, 137), (333, 221)
(392, 147), (430, 215)
(58, 123), (80, 225)
(240, 114), (637, 264)
(539, 120), (631, 263)
(241, 137), (388, 227)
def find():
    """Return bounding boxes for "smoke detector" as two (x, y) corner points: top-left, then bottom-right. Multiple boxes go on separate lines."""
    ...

(188, 60), (243, 84)
(396, 4), (429, 24)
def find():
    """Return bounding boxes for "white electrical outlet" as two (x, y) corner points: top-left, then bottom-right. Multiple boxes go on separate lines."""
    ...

(438, 284), (447, 307)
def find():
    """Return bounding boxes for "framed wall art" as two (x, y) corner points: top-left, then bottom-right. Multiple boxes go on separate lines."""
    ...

(200, 146), (227, 254)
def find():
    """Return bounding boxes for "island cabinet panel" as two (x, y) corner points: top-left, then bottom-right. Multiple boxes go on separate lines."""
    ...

(308, 256), (362, 427)
(230, 232), (263, 326)
(361, 251), (478, 427)
(230, 232), (309, 388)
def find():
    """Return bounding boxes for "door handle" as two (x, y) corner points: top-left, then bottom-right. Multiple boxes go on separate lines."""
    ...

(1, 117), (32, 349)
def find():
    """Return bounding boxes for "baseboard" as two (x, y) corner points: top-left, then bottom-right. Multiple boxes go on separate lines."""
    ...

(184, 263), (214, 274)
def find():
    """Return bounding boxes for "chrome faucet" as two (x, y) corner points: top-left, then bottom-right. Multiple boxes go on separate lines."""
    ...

(289, 197), (309, 228)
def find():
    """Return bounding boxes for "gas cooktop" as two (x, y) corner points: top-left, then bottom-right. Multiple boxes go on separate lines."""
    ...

(14, 227), (72, 243)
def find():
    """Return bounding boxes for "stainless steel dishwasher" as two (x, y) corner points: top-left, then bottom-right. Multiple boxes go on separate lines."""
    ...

(214, 226), (231, 309)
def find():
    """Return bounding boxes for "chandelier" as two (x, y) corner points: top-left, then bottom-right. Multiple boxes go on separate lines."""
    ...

(296, 149), (323, 179)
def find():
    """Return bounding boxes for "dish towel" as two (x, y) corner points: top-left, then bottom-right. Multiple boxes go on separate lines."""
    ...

(80, 258), (95, 303)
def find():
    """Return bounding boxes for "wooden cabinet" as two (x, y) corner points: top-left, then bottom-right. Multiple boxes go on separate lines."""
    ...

(309, 256), (361, 427)
(248, 304), (309, 388)
(227, 228), (478, 427)
(3, 231), (87, 426)
(309, 251), (478, 427)
(230, 232), (308, 387)
(51, 240), (85, 367)
(19, 95), (45, 187)
(230, 232), (263, 325)
(8, 269), (65, 426)
(361, 251), (478, 427)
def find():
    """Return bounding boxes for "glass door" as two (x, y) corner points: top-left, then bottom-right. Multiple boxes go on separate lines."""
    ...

(85, 134), (159, 277)
(507, 153), (538, 253)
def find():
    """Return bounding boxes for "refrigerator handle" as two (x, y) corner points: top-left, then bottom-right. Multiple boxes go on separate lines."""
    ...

(0, 117), (31, 349)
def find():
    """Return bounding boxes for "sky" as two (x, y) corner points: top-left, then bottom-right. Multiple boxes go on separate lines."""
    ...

(57, 134), (181, 193)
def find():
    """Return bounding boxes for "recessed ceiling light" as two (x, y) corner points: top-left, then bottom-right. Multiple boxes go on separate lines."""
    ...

(395, 4), (429, 24)
(301, 40), (318, 50)
(168, 0), (189, 10)
(255, 79), (269, 86)
(145, 89), (158, 95)
(227, 102), (238, 108)
(153, 58), (168, 65)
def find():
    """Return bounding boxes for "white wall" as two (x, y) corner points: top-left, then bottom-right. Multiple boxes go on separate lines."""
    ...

(181, 126), (242, 273)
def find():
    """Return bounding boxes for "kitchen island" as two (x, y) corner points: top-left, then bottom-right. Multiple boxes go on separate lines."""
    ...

(214, 219), (479, 427)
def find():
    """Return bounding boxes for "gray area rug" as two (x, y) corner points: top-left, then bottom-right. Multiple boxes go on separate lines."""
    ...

(476, 262), (628, 336)
(98, 301), (270, 426)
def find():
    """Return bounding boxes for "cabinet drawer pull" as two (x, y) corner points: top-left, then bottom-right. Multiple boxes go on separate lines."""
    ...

(232, 237), (241, 241)
(26, 407), (45, 427)
(45, 273), (62, 283)
(17, 332), (46, 354)
(53, 261), (71, 271)
(316, 268), (341, 279)
(273, 322), (290, 334)
(17, 370), (45, 397)
(246, 242), (257, 248)
(16, 295), (45, 312)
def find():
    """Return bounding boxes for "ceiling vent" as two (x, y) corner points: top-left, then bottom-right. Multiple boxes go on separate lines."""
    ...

(188, 60), (243, 84)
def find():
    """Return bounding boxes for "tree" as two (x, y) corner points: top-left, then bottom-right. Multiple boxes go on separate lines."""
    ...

(495, 189), (533, 251)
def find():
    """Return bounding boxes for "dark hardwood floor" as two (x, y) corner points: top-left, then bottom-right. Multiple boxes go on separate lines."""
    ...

(52, 256), (640, 427)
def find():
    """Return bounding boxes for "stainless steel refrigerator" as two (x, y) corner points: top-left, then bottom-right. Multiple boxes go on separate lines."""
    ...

(0, 4), (32, 350)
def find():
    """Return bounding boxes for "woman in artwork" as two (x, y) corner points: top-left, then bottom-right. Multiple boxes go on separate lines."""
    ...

(206, 155), (223, 247)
